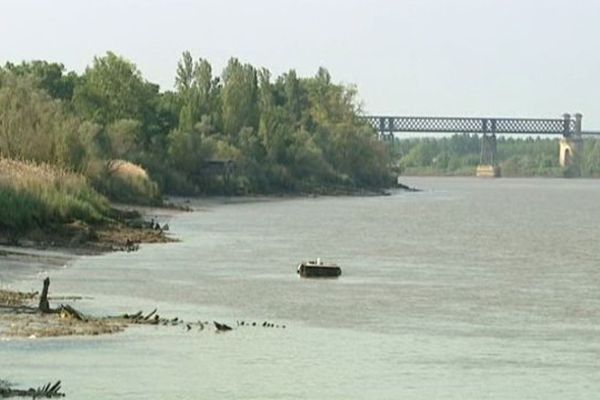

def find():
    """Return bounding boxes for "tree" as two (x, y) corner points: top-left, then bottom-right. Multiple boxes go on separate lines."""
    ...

(281, 70), (307, 128)
(3, 60), (79, 101)
(175, 52), (221, 132)
(106, 119), (142, 159)
(73, 52), (159, 130)
(221, 58), (259, 139)
(0, 73), (78, 166)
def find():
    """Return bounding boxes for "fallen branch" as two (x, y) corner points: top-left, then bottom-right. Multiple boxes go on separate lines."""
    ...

(58, 305), (86, 321)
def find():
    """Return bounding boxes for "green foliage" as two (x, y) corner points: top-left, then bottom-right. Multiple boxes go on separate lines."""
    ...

(175, 52), (221, 132)
(3, 60), (79, 101)
(391, 134), (600, 177)
(5, 48), (600, 218)
(1, 51), (394, 203)
(581, 139), (600, 177)
(221, 58), (259, 139)
(0, 74), (79, 166)
(167, 52), (392, 193)
(0, 159), (110, 233)
(106, 119), (142, 159)
(73, 52), (159, 132)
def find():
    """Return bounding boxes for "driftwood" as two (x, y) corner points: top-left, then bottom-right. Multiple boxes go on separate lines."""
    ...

(58, 305), (86, 321)
(213, 321), (232, 331)
(36, 279), (86, 321)
(0, 380), (64, 398)
(38, 278), (51, 313)
(4, 278), (288, 338)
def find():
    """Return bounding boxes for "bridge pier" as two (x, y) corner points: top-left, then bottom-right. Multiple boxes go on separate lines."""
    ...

(476, 164), (501, 177)
(476, 131), (500, 177)
(559, 113), (583, 176)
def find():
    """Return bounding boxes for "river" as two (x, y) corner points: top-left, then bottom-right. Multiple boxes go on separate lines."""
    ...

(2, 177), (600, 399)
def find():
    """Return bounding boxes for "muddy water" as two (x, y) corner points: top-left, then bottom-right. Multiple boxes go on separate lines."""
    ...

(2, 178), (600, 399)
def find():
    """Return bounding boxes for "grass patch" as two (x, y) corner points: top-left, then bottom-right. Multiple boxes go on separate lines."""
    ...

(0, 158), (111, 234)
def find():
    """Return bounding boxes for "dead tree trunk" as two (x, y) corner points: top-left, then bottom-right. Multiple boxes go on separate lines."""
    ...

(38, 277), (51, 313)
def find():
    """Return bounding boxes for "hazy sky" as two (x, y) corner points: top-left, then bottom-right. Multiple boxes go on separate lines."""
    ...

(2, 0), (599, 127)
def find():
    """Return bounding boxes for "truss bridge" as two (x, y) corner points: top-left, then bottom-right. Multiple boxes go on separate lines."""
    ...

(362, 114), (579, 137)
(361, 113), (598, 177)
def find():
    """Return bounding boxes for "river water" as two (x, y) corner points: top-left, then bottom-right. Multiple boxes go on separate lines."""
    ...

(2, 177), (600, 399)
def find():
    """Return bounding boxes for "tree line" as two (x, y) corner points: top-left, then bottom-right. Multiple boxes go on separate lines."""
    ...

(392, 134), (600, 177)
(0, 52), (393, 203)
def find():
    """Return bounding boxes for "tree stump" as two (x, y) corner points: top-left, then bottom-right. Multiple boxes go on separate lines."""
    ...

(38, 277), (51, 313)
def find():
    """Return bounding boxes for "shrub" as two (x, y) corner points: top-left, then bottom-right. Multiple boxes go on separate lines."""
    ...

(93, 160), (161, 205)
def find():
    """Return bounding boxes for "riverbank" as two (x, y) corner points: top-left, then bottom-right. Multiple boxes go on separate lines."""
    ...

(0, 202), (181, 338)
(1, 187), (411, 340)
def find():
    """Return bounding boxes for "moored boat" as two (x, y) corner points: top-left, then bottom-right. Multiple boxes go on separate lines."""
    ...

(297, 258), (341, 278)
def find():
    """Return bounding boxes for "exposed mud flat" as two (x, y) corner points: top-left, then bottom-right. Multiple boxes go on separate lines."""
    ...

(0, 288), (126, 339)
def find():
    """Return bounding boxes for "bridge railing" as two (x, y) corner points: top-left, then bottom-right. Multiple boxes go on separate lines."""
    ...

(361, 115), (578, 136)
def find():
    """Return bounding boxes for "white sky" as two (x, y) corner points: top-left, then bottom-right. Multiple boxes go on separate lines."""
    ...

(1, 0), (599, 127)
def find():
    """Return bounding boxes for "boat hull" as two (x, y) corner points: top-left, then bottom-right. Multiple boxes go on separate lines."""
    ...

(297, 264), (342, 278)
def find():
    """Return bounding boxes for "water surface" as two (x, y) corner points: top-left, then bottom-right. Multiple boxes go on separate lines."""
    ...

(3, 177), (600, 399)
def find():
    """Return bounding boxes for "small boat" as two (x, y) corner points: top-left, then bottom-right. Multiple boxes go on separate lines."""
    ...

(297, 258), (342, 278)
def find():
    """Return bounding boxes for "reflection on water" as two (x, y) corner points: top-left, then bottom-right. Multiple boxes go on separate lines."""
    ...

(3, 178), (600, 399)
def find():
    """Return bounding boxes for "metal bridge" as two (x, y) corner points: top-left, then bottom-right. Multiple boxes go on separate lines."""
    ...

(361, 113), (599, 176)
(362, 113), (594, 137)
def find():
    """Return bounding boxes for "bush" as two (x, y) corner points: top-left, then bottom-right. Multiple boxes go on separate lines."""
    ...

(93, 160), (161, 205)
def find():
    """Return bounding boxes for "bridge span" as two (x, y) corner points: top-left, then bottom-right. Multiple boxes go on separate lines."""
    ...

(361, 113), (600, 137)
(361, 113), (598, 177)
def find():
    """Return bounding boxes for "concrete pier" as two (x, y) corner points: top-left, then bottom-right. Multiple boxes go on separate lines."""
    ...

(559, 113), (583, 176)
(476, 165), (501, 177)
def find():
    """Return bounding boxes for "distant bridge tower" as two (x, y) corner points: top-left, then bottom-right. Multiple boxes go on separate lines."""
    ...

(475, 119), (500, 177)
(559, 113), (583, 174)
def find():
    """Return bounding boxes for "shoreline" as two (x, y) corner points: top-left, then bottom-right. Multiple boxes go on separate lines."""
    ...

(0, 190), (408, 339)
(0, 204), (180, 256)
(0, 202), (182, 339)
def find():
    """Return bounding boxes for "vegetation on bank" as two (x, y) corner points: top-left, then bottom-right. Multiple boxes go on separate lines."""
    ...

(0, 158), (110, 234)
(0, 53), (393, 205)
(392, 134), (600, 177)
(0, 157), (171, 250)
(4, 52), (600, 242)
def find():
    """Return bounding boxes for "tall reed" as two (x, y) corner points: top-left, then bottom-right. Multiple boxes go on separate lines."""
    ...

(0, 158), (110, 232)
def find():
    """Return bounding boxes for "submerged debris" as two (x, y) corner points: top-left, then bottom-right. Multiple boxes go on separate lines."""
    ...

(0, 279), (287, 338)
(213, 321), (232, 331)
(396, 182), (421, 192)
(0, 379), (64, 398)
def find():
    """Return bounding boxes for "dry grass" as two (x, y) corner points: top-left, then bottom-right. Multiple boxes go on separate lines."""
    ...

(0, 289), (37, 307)
(0, 158), (110, 232)
(101, 159), (160, 205)
(107, 159), (149, 180)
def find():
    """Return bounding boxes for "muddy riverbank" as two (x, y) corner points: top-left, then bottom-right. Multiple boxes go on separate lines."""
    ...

(0, 204), (183, 339)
